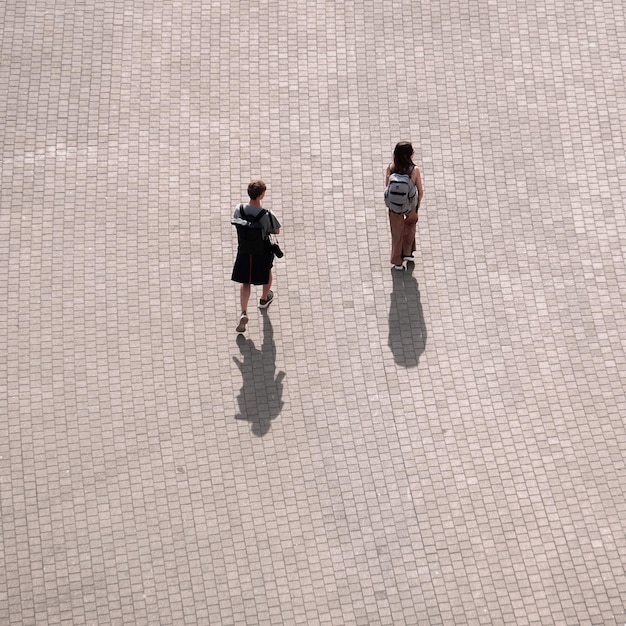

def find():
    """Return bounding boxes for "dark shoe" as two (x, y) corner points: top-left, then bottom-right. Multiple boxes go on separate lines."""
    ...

(236, 313), (248, 333)
(259, 291), (274, 309)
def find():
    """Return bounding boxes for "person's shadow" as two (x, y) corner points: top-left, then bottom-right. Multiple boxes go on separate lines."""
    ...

(233, 310), (285, 436)
(388, 264), (427, 368)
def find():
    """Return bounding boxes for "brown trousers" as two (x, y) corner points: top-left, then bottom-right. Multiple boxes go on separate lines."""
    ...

(388, 209), (419, 265)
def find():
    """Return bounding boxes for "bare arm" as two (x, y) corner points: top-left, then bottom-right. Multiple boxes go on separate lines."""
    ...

(412, 167), (424, 207)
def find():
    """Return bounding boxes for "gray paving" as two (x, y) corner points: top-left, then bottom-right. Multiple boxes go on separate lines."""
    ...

(2, 0), (626, 624)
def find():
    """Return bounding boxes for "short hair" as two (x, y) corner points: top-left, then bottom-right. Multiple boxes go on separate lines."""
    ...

(247, 180), (267, 200)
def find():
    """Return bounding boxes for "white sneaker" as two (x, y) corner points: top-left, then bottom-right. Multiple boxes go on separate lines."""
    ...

(236, 313), (248, 333)
(259, 290), (274, 309)
(393, 264), (404, 271)
(403, 256), (415, 263)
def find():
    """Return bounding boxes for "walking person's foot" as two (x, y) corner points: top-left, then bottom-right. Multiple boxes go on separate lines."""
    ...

(403, 256), (415, 263)
(259, 290), (274, 309)
(392, 264), (404, 271)
(236, 312), (248, 333)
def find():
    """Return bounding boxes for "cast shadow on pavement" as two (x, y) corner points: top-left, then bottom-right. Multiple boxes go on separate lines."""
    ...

(233, 310), (285, 436)
(388, 264), (427, 368)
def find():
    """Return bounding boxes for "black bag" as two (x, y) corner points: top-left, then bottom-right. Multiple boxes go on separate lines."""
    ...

(269, 236), (284, 258)
(234, 205), (283, 257)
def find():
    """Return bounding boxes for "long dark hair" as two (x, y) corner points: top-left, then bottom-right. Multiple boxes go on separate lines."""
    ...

(391, 141), (415, 174)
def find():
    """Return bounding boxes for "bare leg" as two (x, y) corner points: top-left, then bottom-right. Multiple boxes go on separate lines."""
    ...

(236, 283), (251, 332)
(240, 283), (251, 313)
(261, 272), (273, 301)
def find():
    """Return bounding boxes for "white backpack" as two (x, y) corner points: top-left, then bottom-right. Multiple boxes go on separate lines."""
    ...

(384, 172), (417, 214)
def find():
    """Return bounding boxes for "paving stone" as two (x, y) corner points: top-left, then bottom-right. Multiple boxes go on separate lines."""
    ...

(2, 0), (626, 624)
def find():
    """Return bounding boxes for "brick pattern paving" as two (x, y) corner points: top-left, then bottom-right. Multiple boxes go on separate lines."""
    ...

(2, 0), (626, 624)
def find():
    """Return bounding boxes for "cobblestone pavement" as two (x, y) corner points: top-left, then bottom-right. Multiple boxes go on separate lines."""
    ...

(2, 1), (626, 624)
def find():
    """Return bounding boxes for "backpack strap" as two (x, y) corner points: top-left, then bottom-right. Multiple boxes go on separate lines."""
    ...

(239, 204), (267, 223)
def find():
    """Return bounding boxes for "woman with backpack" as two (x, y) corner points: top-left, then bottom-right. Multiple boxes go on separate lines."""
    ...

(384, 141), (424, 270)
